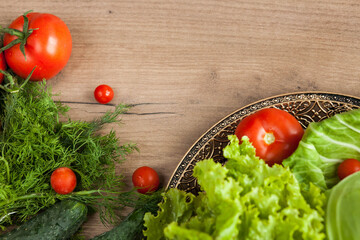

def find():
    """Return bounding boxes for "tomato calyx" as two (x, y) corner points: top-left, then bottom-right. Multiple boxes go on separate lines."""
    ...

(264, 132), (275, 145)
(0, 10), (38, 60)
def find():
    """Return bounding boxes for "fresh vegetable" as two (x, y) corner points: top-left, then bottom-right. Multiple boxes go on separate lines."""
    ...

(132, 166), (160, 194)
(283, 108), (360, 190)
(0, 76), (137, 229)
(235, 108), (304, 166)
(93, 208), (147, 240)
(94, 84), (114, 104)
(0, 200), (87, 240)
(0, 52), (5, 83)
(337, 158), (360, 180)
(326, 172), (360, 240)
(143, 135), (326, 240)
(1, 11), (72, 81)
(91, 191), (162, 240)
(51, 167), (77, 195)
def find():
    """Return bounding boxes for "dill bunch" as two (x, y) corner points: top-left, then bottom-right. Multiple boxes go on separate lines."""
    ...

(0, 79), (137, 229)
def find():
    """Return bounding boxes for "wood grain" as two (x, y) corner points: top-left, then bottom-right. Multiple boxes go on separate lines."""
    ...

(1, 0), (360, 238)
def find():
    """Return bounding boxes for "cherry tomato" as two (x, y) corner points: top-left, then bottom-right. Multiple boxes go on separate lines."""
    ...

(235, 108), (304, 166)
(337, 159), (360, 180)
(3, 12), (72, 81)
(50, 167), (77, 195)
(0, 52), (6, 83)
(132, 166), (160, 194)
(94, 84), (114, 104)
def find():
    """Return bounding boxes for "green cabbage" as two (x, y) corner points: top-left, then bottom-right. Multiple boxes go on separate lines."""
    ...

(143, 136), (326, 240)
(326, 172), (360, 240)
(283, 109), (360, 190)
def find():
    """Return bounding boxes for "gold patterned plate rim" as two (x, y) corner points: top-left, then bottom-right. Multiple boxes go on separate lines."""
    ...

(166, 91), (360, 193)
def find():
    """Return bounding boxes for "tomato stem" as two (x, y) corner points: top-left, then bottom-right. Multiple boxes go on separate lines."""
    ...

(0, 26), (24, 38)
(0, 10), (36, 60)
(264, 132), (275, 145)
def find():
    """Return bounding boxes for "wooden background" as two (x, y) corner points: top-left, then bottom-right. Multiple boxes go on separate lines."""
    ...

(1, 0), (360, 238)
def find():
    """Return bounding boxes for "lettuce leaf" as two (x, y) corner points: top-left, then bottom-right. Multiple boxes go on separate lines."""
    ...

(283, 109), (360, 190)
(143, 136), (326, 240)
(165, 222), (213, 240)
(143, 188), (196, 240)
(326, 172), (360, 240)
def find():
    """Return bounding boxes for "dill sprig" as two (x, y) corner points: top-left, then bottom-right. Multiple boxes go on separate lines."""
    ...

(0, 79), (137, 229)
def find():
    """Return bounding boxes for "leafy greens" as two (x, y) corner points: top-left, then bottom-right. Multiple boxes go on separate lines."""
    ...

(143, 135), (326, 240)
(0, 79), (137, 229)
(326, 172), (360, 240)
(283, 109), (360, 190)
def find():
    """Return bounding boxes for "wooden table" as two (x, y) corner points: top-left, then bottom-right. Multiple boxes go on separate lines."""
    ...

(1, 0), (359, 238)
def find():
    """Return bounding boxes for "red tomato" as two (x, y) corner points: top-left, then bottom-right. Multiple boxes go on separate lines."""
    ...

(337, 159), (360, 180)
(0, 52), (6, 83)
(3, 12), (72, 81)
(50, 167), (77, 195)
(235, 108), (304, 166)
(132, 166), (160, 194)
(94, 84), (114, 104)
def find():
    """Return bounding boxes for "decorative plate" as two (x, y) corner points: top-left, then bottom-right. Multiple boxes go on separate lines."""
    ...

(167, 92), (360, 194)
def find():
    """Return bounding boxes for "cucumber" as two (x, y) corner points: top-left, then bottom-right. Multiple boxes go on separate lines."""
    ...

(91, 208), (146, 240)
(91, 191), (163, 240)
(0, 200), (87, 240)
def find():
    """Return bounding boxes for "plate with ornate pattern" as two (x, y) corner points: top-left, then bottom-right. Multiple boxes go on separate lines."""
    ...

(167, 92), (360, 194)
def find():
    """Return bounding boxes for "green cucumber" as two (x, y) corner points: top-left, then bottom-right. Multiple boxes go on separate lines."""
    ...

(0, 200), (87, 240)
(91, 208), (146, 240)
(91, 191), (163, 240)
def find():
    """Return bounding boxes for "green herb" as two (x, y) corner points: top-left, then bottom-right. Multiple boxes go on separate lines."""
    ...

(0, 76), (137, 229)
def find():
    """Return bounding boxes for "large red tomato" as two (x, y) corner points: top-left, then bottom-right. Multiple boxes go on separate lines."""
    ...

(0, 52), (6, 83)
(3, 12), (72, 81)
(235, 108), (304, 166)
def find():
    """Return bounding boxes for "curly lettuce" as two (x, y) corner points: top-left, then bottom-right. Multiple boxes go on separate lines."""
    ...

(283, 109), (360, 190)
(143, 136), (326, 240)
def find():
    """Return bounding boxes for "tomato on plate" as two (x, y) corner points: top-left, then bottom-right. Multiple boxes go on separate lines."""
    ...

(337, 159), (360, 180)
(2, 12), (72, 81)
(51, 167), (77, 195)
(132, 166), (160, 194)
(0, 52), (6, 83)
(94, 84), (114, 104)
(235, 108), (304, 166)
